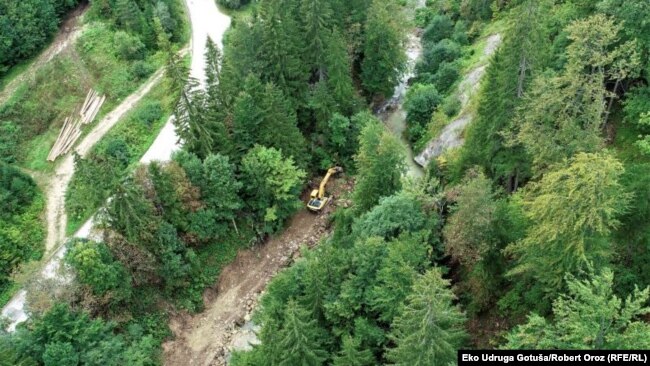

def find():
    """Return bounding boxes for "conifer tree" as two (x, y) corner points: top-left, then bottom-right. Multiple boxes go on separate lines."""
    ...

(300, 0), (333, 79)
(257, 0), (309, 108)
(200, 154), (242, 233)
(115, 0), (143, 33)
(507, 152), (631, 294)
(504, 268), (650, 349)
(352, 118), (406, 213)
(443, 169), (497, 267)
(333, 335), (375, 366)
(361, 0), (406, 100)
(276, 300), (329, 366)
(174, 80), (214, 159)
(232, 75), (265, 156)
(460, 0), (551, 188)
(103, 178), (157, 244)
(386, 268), (467, 366)
(257, 82), (307, 163)
(203, 37), (232, 155)
(325, 30), (358, 115)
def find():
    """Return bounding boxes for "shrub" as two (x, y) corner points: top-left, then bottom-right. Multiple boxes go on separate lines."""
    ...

(114, 31), (146, 60)
(422, 15), (454, 45)
(433, 62), (460, 93)
(442, 95), (461, 117)
(135, 101), (163, 127)
(417, 39), (461, 75)
(130, 60), (155, 80)
(103, 138), (131, 167)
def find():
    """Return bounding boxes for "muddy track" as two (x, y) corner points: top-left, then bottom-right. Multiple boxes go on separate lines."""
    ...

(163, 180), (350, 366)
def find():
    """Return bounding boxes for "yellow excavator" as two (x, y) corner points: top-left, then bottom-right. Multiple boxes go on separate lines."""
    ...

(307, 166), (343, 212)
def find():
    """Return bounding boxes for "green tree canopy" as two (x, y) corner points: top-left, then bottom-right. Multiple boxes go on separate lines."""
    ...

(507, 152), (630, 294)
(352, 118), (406, 213)
(504, 268), (650, 349)
(240, 145), (306, 234)
(361, 0), (406, 100)
(386, 268), (467, 366)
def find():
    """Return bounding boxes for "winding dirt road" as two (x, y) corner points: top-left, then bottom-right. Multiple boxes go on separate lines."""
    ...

(0, 4), (87, 106)
(2, 0), (231, 331)
(163, 209), (331, 366)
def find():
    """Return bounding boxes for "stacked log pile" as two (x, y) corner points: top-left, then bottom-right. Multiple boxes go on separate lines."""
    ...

(47, 89), (106, 161)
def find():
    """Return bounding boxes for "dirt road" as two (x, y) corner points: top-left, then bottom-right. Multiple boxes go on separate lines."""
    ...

(162, 180), (349, 365)
(0, 4), (87, 106)
(44, 68), (166, 251)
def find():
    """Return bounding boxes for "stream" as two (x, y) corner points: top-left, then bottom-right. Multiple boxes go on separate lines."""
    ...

(2, 0), (430, 334)
(1, 0), (232, 332)
(377, 0), (426, 178)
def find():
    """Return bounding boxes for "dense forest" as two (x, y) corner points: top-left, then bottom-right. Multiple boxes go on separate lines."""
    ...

(0, 0), (79, 74)
(2, 0), (650, 364)
(232, 0), (650, 363)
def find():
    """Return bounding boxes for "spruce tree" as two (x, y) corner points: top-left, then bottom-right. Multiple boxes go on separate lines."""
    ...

(300, 0), (333, 79)
(258, 82), (307, 163)
(200, 154), (242, 232)
(325, 30), (358, 115)
(333, 335), (375, 366)
(257, 0), (309, 108)
(386, 268), (467, 366)
(361, 0), (406, 100)
(104, 178), (157, 244)
(352, 118), (406, 213)
(203, 37), (232, 155)
(174, 80), (214, 159)
(504, 268), (650, 349)
(276, 300), (329, 366)
(115, 0), (143, 33)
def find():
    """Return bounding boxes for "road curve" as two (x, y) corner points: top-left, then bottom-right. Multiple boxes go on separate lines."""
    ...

(2, 0), (231, 332)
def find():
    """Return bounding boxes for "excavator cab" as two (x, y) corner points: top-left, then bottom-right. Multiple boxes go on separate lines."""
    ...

(307, 167), (343, 212)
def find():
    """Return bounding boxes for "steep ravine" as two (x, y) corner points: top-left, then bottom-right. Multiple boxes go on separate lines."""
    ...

(415, 33), (502, 167)
(377, 0), (427, 178)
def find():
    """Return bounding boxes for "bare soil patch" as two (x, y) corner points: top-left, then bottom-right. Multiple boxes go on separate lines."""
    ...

(163, 178), (351, 366)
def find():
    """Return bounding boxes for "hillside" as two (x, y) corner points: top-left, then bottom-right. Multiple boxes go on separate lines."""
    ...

(2, 0), (650, 365)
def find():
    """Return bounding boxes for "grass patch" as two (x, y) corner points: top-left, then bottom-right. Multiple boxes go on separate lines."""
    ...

(65, 81), (175, 235)
(1, 0), (189, 174)
(0, 57), (35, 91)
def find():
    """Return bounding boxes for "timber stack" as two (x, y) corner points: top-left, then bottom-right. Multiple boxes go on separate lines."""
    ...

(47, 89), (106, 161)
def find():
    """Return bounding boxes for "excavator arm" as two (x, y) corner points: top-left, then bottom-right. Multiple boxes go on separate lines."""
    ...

(307, 166), (343, 211)
(318, 167), (343, 198)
